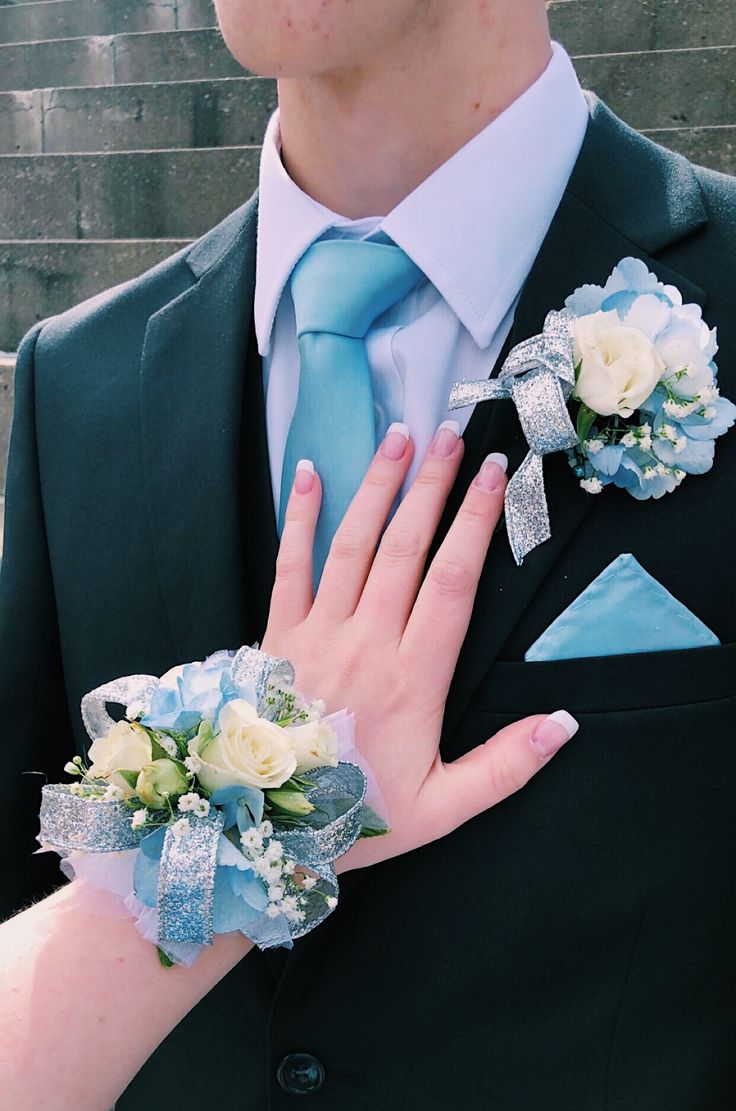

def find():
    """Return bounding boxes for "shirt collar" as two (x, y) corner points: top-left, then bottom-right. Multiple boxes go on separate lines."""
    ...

(255, 42), (589, 355)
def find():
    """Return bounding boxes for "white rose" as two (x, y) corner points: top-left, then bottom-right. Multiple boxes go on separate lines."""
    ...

(573, 311), (665, 418)
(87, 721), (153, 796)
(288, 719), (339, 774)
(190, 699), (297, 792)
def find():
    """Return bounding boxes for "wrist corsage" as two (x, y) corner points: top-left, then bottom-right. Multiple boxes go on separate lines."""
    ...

(38, 646), (386, 966)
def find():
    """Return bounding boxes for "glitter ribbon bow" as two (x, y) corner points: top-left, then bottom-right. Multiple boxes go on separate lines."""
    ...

(39, 647), (367, 962)
(449, 310), (578, 565)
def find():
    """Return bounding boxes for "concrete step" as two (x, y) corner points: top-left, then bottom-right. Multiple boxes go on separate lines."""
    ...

(0, 146), (258, 238)
(642, 124), (736, 174)
(0, 76), (276, 154)
(0, 0), (215, 44)
(549, 0), (736, 53)
(0, 27), (243, 92)
(574, 46), (736, 130)
(0, 238), (191, 351)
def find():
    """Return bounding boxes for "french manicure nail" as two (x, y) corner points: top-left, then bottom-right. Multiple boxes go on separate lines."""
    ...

(531, 709), (579, 759)
(430, 419), (460, 458)
(381, 422), (410, 461)
(474, 452), (508, 492)
(294, 458), (315, 494)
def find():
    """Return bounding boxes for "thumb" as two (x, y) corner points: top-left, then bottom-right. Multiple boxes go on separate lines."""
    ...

(422, 710), (580, 838)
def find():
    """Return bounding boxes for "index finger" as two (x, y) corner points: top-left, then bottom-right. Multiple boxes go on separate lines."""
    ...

(398, 452), (507, 690)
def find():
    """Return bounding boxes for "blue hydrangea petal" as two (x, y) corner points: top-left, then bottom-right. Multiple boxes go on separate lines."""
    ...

(621, 292), (672, 339)
(134, 827), (166, 908)
(626, 463), (679, 500)
(661, 435), (714, 474)
(600, 289), (639, 318)
(228, 867), (269, 912)
(591, 444), (626, 476)
(682, 397), (736, 440)
(210, 785), (264, 830)
(216, 833), (250, 868)
(564, 283), (606, 317)
(212, 868), (263, 933)
(605, 257), (660, 297)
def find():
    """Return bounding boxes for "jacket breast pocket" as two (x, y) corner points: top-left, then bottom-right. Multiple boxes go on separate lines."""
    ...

(472, 640), (736, 716)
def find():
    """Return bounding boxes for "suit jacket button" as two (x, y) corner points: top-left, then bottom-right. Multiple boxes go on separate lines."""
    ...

(276, 1052), (326, 1095)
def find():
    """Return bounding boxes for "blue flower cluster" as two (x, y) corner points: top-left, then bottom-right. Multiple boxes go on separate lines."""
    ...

(566, 257), (735, 500)
(140, 649), (256, 732)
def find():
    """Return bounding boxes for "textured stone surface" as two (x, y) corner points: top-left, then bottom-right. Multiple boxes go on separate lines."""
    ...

(0, 239), (191, 351)
(0, 0), (214, 40)
(0, 147), (259, 238)
(573, 46), (736, 130)
(0, 77), (277, 154)
(0, 90), (43, 154)
(177, 0), (216, 30)
(0, 35), (115, 92)
(0, 0), (177, 44)
(550, 0), (735, 53)
(113, 28), (244, 85)
(0, 28), (244, 92)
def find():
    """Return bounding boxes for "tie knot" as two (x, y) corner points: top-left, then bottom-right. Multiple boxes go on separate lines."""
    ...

(289, 238), (423, 339)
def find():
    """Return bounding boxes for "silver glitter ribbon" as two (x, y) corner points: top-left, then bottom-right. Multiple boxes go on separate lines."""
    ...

(81, 673), (160, 742)
(39, 783), (145, 853)
(231, 644), (295, 710)
(275, 762), (367, 940)
(449, 310), (579, 565)
(40, 647), (368, 959)
(157, 809), (225, 946)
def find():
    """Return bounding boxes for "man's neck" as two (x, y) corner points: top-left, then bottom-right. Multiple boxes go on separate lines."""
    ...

(276, 0), (553, 220)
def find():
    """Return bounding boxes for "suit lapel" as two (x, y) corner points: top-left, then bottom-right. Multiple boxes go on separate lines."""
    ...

(139, 196), (261, 661)
(440, 96), (709, 745)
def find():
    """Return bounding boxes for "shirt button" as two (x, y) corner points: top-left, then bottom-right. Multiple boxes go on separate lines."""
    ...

(276, 1053), (326, 1095)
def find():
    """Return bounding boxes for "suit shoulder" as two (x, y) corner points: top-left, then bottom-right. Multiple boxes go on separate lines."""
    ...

(34, 241), (194, 369)
(33, 196), (256, 372)
(692, 163), (736, 242)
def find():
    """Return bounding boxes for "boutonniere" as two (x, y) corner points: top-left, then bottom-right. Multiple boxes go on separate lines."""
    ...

(449, 257), (735, 565)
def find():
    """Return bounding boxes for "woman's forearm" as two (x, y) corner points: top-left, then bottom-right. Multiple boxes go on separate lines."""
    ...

(0, 884), (253, 1111)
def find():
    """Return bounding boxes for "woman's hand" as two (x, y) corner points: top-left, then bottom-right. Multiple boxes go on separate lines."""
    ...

(263, 422), (578, 870)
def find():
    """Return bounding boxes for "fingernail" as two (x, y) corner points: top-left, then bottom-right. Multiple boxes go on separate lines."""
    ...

(429, 419), (460, 458)
(531, 710), (579, 759)
(381, 422), (410, 461)
(294, 458), (315, 494)
(474, 452), (508, 492)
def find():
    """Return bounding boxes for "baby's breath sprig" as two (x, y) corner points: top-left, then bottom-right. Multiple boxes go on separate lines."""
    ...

(262, 683), (312, 727)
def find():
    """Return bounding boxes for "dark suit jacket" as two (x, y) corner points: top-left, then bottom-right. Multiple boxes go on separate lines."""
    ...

(2, 96), (735, 1109)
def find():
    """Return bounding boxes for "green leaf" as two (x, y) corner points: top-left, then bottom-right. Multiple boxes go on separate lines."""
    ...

(573, 359), (582, 385)
(359, 805), (390, 838)
(576, 403), (596, 445)
(149, 734), (173, 762)
(193, 719), (215, 759)
(284, 774), (317, 791)
(157, 947), (175, 969)
(116, 768), (140, 791)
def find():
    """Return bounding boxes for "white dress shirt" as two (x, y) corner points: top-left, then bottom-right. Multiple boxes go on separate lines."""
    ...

(255, 42), (589, 516)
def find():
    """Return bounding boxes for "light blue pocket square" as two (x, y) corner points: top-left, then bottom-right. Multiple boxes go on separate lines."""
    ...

(525, 553), (720, 662)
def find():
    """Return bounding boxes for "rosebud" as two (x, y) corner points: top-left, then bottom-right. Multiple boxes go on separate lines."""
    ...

(135, 758), (189, 809)
(265, 788), (315, 816)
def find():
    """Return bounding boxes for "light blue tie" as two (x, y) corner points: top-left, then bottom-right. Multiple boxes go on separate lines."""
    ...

(279, 238), (423, 580)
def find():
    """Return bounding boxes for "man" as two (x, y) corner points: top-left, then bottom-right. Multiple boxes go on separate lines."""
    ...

(1, 0), (735, 1107)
